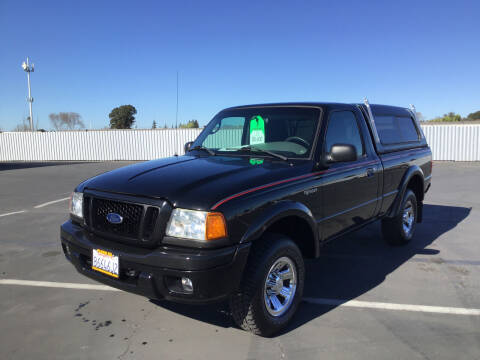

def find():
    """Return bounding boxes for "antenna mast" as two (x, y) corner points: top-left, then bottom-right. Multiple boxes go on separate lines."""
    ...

(175, 71), (180, 155)
(176, 71), (179, 129)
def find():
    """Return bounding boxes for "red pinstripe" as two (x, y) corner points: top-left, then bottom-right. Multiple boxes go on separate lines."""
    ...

(211, 159), (379, 210)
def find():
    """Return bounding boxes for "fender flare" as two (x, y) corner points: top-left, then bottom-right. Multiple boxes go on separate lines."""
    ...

(387, 165), (424, 219)
(240, 200), (320, 258)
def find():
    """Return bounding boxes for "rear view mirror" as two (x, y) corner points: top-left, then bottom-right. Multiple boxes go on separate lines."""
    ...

(184, 141), (193, 153)
(328, 144), (357, 163)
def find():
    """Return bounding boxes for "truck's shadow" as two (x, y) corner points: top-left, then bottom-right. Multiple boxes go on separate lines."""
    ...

(151, 204), (471, 334)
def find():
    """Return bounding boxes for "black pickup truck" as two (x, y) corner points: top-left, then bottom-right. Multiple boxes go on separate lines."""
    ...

(61, 101), (432, 336)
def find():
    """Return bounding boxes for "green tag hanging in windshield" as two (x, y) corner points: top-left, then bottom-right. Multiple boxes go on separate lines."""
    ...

(249, 115), (265, 145)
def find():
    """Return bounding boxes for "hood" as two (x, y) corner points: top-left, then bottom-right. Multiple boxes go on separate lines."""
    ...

(79, 155), (313, 210)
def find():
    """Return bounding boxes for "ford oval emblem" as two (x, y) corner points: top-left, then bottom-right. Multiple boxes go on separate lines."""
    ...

(106, 212), (123, 224)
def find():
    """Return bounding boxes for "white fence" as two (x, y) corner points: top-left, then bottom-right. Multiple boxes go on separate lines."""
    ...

(421, 125), (480, 161)
(0, 125), (479, 161)
(0, 129), (203, 161)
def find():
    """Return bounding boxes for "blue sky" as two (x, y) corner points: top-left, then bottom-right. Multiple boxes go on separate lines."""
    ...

(0, 0), (478, 131)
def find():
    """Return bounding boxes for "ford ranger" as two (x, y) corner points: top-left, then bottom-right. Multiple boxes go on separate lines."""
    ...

(61, 100), (432, 336)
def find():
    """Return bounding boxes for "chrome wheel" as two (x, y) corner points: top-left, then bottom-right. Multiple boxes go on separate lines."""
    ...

(402, 200), (415, 236)
(264, 256), (297, 317)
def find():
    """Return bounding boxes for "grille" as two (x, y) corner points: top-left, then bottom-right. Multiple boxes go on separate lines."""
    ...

(91, 198), (143, 238)
(83, 195), (162, 244)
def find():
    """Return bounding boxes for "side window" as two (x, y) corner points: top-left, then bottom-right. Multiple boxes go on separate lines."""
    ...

(398, 116), (420, 142)
(325, 111), (364, 157)
(375, 115), (420, 144)
(374, 116), (397, 144)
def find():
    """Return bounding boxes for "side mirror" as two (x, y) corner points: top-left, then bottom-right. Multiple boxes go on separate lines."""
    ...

(184, 141), (193, 153)
(328, 144), (357, 163)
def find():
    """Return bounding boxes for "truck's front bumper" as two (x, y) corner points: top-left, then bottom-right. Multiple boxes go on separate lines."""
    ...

(60, 220), (250, 304)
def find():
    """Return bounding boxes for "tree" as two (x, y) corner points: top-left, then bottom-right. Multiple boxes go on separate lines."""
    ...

(179, 119), (199, 128)
(467, 111), (480, 120)
(13, 123), (31, 132)
(430, 112), (462, 122)
(49, 112), (85, 130)
(445, 112), (462, 122)
(152, 120), (157, 129)
(109, 105), (137, 129)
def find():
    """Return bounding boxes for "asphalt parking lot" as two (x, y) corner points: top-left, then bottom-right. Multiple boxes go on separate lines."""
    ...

(0, 161), (479, 359)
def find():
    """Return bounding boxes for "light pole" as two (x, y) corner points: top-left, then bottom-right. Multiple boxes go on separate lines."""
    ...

(21, 57), (35, 131)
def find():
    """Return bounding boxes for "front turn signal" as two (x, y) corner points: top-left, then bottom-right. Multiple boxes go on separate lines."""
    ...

(206, 212), (227, 240)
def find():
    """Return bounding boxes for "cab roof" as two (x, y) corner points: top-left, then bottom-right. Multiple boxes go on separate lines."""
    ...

(225, 102), (411, 115)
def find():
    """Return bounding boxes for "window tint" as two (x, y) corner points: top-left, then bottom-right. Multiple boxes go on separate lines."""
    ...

(325, 111), (364, 157)
(399, 117), (420, 142)
(375, 115), (419, 144)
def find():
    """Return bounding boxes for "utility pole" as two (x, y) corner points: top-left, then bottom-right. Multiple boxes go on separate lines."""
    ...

(21, 57), (35, 131)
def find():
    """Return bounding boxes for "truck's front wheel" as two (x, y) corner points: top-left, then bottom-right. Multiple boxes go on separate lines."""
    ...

(382, 189), (418, 245)
(229, 235), (304, 337)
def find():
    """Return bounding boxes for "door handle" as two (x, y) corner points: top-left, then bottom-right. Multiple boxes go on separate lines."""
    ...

(366, 168), (375, 177)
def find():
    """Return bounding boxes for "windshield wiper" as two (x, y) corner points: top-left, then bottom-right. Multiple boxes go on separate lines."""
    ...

(189, 145), (216, 156)
(226, 145), (288, 161)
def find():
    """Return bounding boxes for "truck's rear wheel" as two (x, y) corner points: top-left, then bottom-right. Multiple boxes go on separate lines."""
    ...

(382, 189), (417, 245)
(229, 235), (304, 337)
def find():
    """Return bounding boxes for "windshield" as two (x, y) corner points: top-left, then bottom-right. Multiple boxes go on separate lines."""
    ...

(192, 107), (321, 158)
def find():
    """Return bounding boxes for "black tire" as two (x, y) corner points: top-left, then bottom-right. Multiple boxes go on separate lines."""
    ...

(382, 189), (417, 245)
(229, 234), (305, 337)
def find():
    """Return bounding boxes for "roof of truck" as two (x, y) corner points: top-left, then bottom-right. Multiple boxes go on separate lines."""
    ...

(225, 102), (410, 114)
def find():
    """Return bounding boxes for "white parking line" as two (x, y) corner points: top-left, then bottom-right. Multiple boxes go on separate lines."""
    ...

(1, 279), (479, 316)
(0, 279), (120, 291)
(303, 297), (480, 316)
(0, 210), (27, 218)
(34, 197), (70, 209)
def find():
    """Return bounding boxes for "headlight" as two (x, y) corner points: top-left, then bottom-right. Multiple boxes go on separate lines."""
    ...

(166, 208), (227, 241)
(70, 192), (83, 219)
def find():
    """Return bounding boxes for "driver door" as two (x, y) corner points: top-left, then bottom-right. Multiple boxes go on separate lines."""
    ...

(321, 109), (380, 240)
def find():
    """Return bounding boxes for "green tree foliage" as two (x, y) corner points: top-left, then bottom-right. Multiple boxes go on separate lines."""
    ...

(109, 105), (137, 129)
(179, 119), (199, 128)
(467, 110), (480, 120)
(152, 120), (157, 129)
(430, 112), (462, 122)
